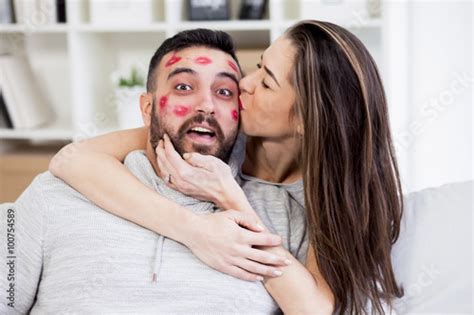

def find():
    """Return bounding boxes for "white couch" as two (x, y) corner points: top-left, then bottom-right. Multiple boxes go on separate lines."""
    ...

(392, 181), (473, 314)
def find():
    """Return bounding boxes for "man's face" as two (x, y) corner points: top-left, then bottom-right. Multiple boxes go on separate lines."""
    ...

(148, 46), (241, 160)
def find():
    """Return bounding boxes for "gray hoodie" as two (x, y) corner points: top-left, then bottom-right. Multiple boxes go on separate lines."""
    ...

(0, 142), (308, 314)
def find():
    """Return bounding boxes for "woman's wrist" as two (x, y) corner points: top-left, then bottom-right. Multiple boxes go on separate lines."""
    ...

(173, 211), (201, 247)
(215, 179), (254, 214)
(147, 194), (201, 247)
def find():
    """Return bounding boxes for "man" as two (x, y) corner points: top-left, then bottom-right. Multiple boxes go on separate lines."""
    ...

(0, 29), (307, 314)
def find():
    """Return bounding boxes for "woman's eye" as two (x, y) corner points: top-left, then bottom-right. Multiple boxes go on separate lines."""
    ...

(175, 83), (192, 91)
(217, 88), (233, 97)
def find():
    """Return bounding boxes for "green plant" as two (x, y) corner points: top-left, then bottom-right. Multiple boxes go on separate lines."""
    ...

(118, 67), (145, 88)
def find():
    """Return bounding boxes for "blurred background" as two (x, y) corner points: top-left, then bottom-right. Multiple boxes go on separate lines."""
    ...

(0, 0), (472, 202)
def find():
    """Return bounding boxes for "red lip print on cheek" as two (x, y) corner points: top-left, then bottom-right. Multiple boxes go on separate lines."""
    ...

(195, 56), (212, 65)
(228, 60), (239, 73)
(173, 105), (189, 117)
(165, 54), (182, 67)
(159, 96), (168, 110)
(231, 109), (239, 122)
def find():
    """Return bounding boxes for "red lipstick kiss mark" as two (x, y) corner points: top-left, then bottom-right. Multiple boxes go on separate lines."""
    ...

(173, 105), (189, 117)
(231, 109), (239, 121)
(195, 56), (212, 65)
(159, 96), (168, 109)
(228, 60), (239, 73)
(165, 54), (182, 67)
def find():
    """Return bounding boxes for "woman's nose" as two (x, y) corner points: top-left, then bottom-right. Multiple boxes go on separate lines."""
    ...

(239, 73), (255, 95)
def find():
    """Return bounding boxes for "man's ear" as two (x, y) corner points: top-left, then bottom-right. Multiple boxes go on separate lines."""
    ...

(140, 92), (154, 126)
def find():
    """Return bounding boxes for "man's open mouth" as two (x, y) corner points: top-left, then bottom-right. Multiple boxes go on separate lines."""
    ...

(186, 125), (217, 144)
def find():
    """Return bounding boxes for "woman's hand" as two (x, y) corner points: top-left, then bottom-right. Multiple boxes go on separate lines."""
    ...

(156, 134), (248, 211)
(183, 209), (292, 281)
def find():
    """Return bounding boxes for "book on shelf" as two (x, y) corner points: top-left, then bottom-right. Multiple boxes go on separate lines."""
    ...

(12, 0), (66, 25)
(56, 0), (66, 23)
(0, 91), (13, 129)
(0, 0), (15, 23)
(239, 0), (267, 20)
(0, 55), (53, 129)
(187, 0), (230, 21)
(89, 0), (153, 25)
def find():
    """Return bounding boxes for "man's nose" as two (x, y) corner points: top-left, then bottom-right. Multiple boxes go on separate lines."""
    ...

(194, 92), (216, 115)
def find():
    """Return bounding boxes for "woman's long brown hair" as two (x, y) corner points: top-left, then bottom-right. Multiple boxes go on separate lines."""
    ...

(286, 21), (404, 314)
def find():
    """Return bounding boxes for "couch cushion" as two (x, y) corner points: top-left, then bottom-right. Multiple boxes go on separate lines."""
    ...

(392, 181), (473, 313)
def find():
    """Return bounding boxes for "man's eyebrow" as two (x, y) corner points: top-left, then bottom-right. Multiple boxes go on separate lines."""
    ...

(260, 54), (280, 87)
(167, 67), (196, 80)
(217, 72), (239, 87)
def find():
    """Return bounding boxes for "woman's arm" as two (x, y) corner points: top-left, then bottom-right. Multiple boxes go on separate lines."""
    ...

(156, 139), (334, 314)
(49, 128), (287, 281)
(50, 128), (189, 241)
(262, 245), (335, 315)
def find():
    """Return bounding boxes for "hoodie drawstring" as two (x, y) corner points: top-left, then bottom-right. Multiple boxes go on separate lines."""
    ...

(151, 235), (165, 283)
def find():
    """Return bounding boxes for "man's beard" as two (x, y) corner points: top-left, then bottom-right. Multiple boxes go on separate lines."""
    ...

(149, 101), (237, 162)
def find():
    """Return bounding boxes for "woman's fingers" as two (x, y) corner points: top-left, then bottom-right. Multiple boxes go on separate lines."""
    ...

(232, 212), (264, 233)
(162, 134), (193, 173)
(245, 247), (291, 267)
(224, 265), (263, 282)
(234, 257), (284, 278)
(242, 229), (282, 247)
(183, 152), (219, 172)
(156, 140), (174, 182)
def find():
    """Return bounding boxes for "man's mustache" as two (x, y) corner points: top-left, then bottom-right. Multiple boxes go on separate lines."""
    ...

(177, 113), (225, 141)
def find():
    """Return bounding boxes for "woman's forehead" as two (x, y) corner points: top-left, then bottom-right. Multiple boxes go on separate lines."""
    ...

(263, 37), (296, 83)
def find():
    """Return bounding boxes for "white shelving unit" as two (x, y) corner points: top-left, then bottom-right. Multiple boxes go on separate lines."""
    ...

(0, 0), (385, 143)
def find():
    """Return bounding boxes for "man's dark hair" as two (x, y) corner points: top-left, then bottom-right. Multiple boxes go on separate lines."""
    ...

(146, 29), (241, 92)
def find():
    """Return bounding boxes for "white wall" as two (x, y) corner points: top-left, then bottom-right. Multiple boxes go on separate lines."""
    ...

(387, 1), (472, 193)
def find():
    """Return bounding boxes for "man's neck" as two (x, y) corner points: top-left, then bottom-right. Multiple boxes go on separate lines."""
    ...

(146, 141), (162, 178)
(242, 136), (302, 184)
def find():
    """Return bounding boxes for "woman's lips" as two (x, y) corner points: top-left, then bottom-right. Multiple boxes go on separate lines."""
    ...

(238, 98), (245, 110)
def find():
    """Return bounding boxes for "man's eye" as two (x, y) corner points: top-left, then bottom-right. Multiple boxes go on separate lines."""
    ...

(217, 89), (233, 97)
(262, 81), (270, 89)
(175, 84), (192, 91)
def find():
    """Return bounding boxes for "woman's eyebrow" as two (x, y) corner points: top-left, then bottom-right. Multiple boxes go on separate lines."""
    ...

(167, 67), (196, 81)
(260, 54), (281, 87)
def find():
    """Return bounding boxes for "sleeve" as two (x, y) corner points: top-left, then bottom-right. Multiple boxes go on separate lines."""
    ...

(0, 175), (47, 314)
(288, 199), (309, 264)
(285, 185), (309, 264)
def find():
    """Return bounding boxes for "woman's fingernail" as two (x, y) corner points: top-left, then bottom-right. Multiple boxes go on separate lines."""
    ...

(257, 276), (264, 281)
(284, 259), (292, 265)
(256, 224), (264, 230)
(183, 153), (190, 159)
(273, 270), (283, 277)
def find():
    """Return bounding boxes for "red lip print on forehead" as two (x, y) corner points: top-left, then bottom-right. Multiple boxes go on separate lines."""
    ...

(165, 54), (182, 67)
(228, 60), (239, 73)
(195, 56), (212, 65)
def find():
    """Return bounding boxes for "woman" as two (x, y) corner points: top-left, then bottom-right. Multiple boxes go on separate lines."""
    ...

(50, 21), (403, 314)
